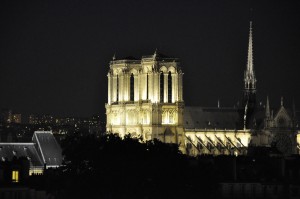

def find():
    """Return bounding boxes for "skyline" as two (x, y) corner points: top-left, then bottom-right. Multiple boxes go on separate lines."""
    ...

(1, 0), (300, 119)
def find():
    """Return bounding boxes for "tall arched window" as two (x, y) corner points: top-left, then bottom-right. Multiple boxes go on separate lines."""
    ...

(146, 73), (149, 100)
(130, 73), (134, 101)
(160, 72), (164, 102)
(168, 71), (172, 103)
(116, 74), (119, 102)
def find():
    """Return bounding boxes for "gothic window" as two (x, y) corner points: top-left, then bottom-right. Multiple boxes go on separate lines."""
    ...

(130, 73), (134, 101)
(168, 71), (172, 103)
(116, 74), (119, 102)
(146, 73), (149, 100)
(160, 72), (164, 102)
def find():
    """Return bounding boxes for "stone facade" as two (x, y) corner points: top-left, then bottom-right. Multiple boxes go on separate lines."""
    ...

(105, 52), (185, 151)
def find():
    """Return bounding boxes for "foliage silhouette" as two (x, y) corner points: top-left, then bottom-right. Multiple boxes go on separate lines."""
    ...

(30, 133), (216, 199)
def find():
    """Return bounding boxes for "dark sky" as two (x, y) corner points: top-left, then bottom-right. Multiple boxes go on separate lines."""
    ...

(1, 0), (300, 119)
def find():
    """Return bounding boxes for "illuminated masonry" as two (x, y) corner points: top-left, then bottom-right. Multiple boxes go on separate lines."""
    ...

(106, 21), (300, 156)
(105, 51), (185, 151)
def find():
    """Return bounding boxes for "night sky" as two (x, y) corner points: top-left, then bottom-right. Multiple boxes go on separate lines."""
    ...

(1, 0), (300, 120)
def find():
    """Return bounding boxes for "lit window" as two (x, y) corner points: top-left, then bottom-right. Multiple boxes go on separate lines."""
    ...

(160, 72), (164, 102)
(130, 73), (134, 101)
(168, 71), (172, 103)
(12, 170), (19, 183)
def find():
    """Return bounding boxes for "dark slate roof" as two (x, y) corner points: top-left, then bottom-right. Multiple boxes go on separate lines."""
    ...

(0, 143), (43, 167)
(120, 56), (139, 60)
(32, 131), (62, 167)
(248, 108), (265, 130)
(153, 52), (170, 58)
(184, 106), (242, 130)
(142, 52), (179, 61)
(142, 52), (168, 59)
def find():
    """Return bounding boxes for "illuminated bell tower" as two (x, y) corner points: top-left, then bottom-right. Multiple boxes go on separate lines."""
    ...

(105, 51), (185, 150)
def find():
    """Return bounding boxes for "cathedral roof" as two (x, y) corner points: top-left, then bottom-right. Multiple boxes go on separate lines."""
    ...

(0, 143), (44, 168)
(0, 131), (62, 169)
(32, 131), (62, 167)
(245, 105), (298, 130)
(247, 108), (265, 129)
(184, 106), (242, 130)
(142, 52), (169, 59)
(120, 56), (139, 60)
(142, 51), (179, 62)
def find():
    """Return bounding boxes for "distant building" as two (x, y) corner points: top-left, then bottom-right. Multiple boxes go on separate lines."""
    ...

(12, 113), (21, 124)
(28, 114), (37, 125)
(0, 131), (62, 175)
(0, 156), (30, 183)
(28, 114), (54, 125)
(106, 21), (300, 156)
(1, 109), (22, 124)
(1, 109), (12, 124)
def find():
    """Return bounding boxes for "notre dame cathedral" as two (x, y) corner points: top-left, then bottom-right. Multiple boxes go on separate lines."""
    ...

(105, 21), (300, 156)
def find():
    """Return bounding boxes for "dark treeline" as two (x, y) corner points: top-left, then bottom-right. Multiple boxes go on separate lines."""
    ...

(26, 134), (300, 199)
(28, 134), (217, 199)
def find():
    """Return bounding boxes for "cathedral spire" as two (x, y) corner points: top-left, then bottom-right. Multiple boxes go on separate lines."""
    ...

(244, 21), (256, 90)
(247, 21), (254, 77)
(243, 21), (257, 109)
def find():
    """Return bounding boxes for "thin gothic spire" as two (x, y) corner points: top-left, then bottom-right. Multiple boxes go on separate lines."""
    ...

(247, 21), (254, 75)
(242, 20), (257, 117)
(244, 21), (256, 91)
